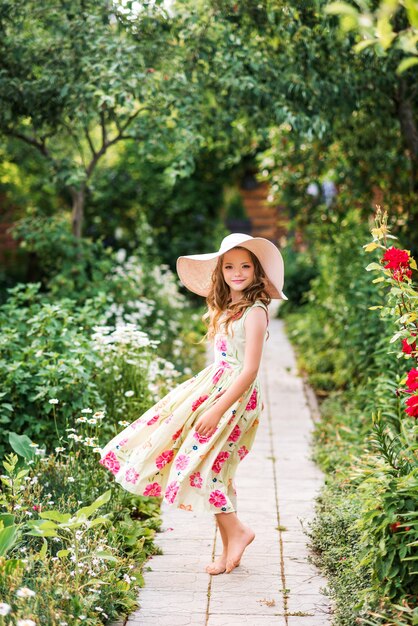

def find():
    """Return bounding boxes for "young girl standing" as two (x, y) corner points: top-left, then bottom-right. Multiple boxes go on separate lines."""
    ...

(99, 233), (287, 574)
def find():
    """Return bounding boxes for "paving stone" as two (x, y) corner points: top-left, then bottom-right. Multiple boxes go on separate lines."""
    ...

(207, 615), (286, 625)
(127, 612), (207, 626)
(286, 614), (333, 625)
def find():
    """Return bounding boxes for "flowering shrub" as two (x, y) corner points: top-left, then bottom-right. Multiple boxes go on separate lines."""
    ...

(0, 239), (206, 623)
(284, 207), (418, 625)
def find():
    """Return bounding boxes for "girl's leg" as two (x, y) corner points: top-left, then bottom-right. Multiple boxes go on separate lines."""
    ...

(206, 514), (228, 575)
(217, 511), (255, 573)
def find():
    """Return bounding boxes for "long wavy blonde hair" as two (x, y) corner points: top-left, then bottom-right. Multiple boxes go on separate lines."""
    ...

(201, 246), (271, 341)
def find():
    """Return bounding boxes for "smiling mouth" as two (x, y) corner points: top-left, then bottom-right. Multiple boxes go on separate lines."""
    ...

(232, 279), (245, 283)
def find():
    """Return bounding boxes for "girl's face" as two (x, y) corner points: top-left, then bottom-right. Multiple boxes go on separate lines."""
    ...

(222, 248), (255, 301)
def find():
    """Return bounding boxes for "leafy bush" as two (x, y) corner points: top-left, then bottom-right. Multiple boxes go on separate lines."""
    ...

(284, 208), (418, 624)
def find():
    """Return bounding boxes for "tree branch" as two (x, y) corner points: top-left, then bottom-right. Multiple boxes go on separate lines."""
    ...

(85, 107), (146, 179)
(4, 129), (51, 159)
(84, 126), (97, 158)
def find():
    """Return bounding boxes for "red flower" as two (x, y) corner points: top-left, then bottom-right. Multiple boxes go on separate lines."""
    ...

(393, 267), (412, 282)
(192, 394), (209, 412)
(245, 388), (258, 411)
(228, 424), (241, 442)
(389, 521), (401, 533)
(382, 247), (410, 270)
(155, 449), (174, 469)
(143, 482), (162, 497)
(405, 394), (418, 418)
(406, 368), (418, 392)
(212, 451), (230, 474)
(172, 428), (183, 441)
(209, 489), (227, 508)
(402, 337), (417, 355)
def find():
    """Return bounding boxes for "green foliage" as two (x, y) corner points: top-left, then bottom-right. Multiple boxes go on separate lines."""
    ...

(284, 209), (418, 623)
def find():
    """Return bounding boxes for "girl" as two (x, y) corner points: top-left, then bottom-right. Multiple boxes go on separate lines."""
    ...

(99, 233), (287, 574)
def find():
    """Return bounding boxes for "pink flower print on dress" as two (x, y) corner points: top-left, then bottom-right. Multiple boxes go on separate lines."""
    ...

(125, 468), (140, 484)
(215, 337), (227, 353)
(209, 489), (227, 508)
(228, 424), (241, 442)
(245, 388), (258, 411)
(147, 413), (159, 426)
(155, 449), (174, 469)
(174, 454), (190, 471)
(192, 394), (209, 412)
(165, 481), (180, 504)
(118, 438), (129, 447)
(189, 472), (203, 488)
(212, 451), (230, 474)
(172, 427), (183, 441)
(212, 361), (230, 385)
(193, 430), (212, 444)
(99, 451), (120, 475)
(238, 445), (249, 460)
(143, 482), (162, 497)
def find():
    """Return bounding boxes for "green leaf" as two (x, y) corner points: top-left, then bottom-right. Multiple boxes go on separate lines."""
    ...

(40, 510), (72, 524)
(0, 525), (19, 556)
(366, 262), (383, 271)
(74, 489), (111, 521)
(396, 56), (418, 75)
(94, 550), (118, 562)
(57, 549), (70, 558)
(8, 432), (36, 461)
(324, 2), (359, 16)
(0, 513), (15, 527)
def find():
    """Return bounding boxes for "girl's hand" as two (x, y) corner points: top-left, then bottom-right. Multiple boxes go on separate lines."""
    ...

(194, 408), (222, 437)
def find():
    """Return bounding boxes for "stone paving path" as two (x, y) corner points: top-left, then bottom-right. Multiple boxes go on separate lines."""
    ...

(115, 305), (333, 626)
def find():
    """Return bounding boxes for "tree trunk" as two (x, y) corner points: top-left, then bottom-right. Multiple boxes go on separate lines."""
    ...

(70, 187), (85, 238)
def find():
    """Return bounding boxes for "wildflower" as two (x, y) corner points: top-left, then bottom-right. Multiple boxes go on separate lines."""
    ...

(80, 408), (93, 413)
(17, 620), (36, 626)
(83, 437), (97, 447)
(402, 335), (417, 355)
(406, 368), (418, 392)
(67, 434), (83, 442)
(76, 417), (87, 423)
(0, 603), (11, 616)
(405, 394), (418, 418)
(67, 477), (75, 482)
(118, 420), (130, 427)
(87, 418), (97, 424)
(29, 442), (39, 448)
(92, 447), (102, 453)
(93, 411), (105, 419)
(55, 447), (65, 453)
(124, 390), (134, 397)
(49, 398), (59, 405)
(16, 587), (36, 598)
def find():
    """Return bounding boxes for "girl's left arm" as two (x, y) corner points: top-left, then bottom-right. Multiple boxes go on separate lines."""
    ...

(194, 307), (268, 437)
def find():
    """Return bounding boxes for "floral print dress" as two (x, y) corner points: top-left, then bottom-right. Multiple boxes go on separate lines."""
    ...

(98, 300), (269, 514)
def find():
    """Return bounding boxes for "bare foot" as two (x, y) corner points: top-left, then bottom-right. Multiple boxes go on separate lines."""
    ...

(206, 552), (227, 575)
(225, 525), (255, 573)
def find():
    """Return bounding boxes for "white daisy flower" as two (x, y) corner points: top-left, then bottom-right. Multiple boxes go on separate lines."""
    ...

(16, 586), (36, 598)
(0, 603), (11, 616)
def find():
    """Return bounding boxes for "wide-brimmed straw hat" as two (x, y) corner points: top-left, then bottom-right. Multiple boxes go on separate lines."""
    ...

(176, 233), (288, 300)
